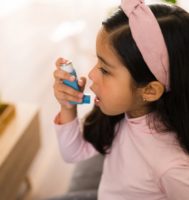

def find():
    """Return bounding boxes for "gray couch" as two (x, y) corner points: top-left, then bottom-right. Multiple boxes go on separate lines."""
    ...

(48, 154), (104, 200)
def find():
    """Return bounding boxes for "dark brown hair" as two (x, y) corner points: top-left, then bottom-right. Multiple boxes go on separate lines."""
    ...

(83, 4), (189, 155)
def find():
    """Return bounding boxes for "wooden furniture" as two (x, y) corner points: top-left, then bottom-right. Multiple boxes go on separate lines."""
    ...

(0, 103), (15, 134)
(0, 103), (41, 200)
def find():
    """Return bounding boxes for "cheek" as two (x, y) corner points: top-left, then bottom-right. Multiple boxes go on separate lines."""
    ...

(107, 80), (134, 108)
(101, 89), (134, 115)
(117, 74), (134, 102)
(115, 86), (133, 105)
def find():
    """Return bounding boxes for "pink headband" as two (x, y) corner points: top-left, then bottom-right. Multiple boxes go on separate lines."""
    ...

(121, 0), (170, 90)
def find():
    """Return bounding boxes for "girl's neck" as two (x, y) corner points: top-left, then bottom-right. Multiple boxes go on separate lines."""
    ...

(126, 106), (152, 119)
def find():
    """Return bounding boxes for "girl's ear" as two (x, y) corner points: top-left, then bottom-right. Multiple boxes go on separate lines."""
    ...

(141, 81), (165, 102)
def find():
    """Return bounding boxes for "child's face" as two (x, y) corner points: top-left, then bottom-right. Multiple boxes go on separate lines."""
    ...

(89, 28), (143, 116)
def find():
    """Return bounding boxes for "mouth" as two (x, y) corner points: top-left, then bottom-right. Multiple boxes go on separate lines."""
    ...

(94, 96), (100, 105)
(90, 87), (101, 105)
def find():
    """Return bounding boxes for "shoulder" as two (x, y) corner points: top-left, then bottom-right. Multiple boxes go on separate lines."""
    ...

(159, 160), (189, 199)
(149, 131), (189, 178)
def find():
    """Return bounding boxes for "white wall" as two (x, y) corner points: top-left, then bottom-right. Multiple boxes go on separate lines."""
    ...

(0, 0), (32, 17)
(178, 0), (189, 11)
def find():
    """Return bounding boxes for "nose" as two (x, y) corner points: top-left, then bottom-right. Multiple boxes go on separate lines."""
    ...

(88, 66), (95, 81)
(88, 66), (97, 91)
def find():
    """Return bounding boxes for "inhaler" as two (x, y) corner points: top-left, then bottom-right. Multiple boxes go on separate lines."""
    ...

(60, 61), (90, 104)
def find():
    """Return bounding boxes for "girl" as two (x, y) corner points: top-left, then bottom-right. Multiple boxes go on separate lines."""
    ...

(53, 1), (189, 199)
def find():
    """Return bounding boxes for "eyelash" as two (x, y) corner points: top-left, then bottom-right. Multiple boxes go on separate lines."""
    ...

(98, 67), (109, 75)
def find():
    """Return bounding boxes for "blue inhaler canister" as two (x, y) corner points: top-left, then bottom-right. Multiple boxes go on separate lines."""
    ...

(60, 61), (90, 105)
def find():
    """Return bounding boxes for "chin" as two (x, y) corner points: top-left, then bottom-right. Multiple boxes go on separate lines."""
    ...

(100, 107), (125, 116)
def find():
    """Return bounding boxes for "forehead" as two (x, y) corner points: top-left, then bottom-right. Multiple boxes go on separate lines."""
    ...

(96, 28), (110, 47)
(96, 28), (116, 57)
(96, 28), (130, 75)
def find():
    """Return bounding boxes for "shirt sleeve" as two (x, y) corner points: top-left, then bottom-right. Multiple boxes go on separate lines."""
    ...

(160, 164), (189, 200)
(54, 113), (98, 163)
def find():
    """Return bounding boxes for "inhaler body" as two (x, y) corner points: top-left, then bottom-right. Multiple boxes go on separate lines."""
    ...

(60, 61), (90, 104)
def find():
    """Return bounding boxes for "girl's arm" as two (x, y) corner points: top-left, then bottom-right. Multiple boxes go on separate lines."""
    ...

(54, 114), (98, 163)
(53, 58), (98, 162)
(160, 165), (189, 199)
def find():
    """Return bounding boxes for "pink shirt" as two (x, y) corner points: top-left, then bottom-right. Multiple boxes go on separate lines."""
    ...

(54, 113), (189, 200)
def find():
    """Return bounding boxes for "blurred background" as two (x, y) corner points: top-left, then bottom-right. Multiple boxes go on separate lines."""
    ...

(0, 0), (188, 199)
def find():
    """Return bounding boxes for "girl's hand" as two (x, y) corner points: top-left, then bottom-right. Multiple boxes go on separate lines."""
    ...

(53, 58), (86, 110)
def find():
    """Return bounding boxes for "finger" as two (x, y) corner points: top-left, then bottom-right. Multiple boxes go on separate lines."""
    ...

(60, 100), (75, 109)
(64, 93), (83, 103)
(55, 57), (68, 69)
(78, 77), (87, 92)
(54, 81), (83, 98)
(55, 91), (83, 103)
(53, 69), (75, 82)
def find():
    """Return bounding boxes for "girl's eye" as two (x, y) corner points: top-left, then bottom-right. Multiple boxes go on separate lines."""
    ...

(98, 67), (109, 75)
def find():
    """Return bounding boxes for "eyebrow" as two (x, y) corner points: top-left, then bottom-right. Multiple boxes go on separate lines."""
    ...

(97, 54), (114, 68)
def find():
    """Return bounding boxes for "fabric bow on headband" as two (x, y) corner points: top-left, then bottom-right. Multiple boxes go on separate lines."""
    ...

(121, 0), (170, 90)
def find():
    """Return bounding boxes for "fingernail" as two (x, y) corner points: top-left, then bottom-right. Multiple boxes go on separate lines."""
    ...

(78, 93), (83, 98)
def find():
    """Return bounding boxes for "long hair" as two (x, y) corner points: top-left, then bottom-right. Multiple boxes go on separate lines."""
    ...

(83, 4), (189, 155)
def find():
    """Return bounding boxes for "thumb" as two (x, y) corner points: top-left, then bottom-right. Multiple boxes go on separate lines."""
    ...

(78, 77), (87, 92)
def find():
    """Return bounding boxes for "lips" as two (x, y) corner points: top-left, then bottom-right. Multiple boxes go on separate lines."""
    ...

(95, 96), (100, 102)
(90, 86), (100, 105)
